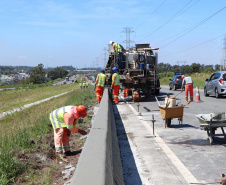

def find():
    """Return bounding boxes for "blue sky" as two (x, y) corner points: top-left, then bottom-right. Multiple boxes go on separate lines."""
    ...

(0, 0), (225, 68)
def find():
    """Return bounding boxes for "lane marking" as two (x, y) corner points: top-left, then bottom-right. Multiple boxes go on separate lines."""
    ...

(128, 103), (199, 184)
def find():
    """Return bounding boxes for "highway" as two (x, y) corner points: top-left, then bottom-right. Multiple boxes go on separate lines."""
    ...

(114, 85), (226, 185)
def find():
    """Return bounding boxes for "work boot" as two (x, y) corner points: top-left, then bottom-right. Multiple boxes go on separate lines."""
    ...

(56, 151), (66, 158)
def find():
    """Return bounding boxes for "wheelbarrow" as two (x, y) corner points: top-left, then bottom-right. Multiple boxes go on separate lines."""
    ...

(196, 112), (226, 145)
(156, 97), (190, 128)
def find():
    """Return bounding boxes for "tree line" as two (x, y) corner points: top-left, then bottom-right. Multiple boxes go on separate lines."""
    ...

(158, 62), (221, 74)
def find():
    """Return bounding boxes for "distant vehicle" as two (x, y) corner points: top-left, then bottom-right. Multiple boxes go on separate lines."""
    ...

(169, 74), (183, 90)
(204, 71), (226, 98)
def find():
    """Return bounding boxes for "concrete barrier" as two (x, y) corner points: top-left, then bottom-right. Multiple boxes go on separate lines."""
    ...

(70, 88), (125, 185)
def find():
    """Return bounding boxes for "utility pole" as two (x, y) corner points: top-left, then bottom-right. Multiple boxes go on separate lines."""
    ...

(122, 27), (134, 50)
(96, 57), (99, 69)
(222, 36), (226, 71)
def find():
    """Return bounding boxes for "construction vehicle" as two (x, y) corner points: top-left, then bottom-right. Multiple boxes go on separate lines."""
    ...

(105, 43), (160, 101)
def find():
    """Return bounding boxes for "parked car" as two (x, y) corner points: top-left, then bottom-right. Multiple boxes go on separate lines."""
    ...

(169, 75), (183, 90)
(204, 71), (226, 98)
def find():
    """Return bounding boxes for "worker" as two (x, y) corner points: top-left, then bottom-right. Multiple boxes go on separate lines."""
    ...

(86, 81), (88, 88)
(94, 69), (108, 104)
(181, 75), (193, 102)
(83, 82), (86, 89)
(109, 41), (124, 69)
(49, 105), (87, 160)
(111, 67), (120, 104)
(79, 81), (82, 90)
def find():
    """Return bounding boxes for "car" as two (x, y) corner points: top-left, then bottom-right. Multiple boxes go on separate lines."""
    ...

(169, 75), (183, 90)
(204, 71), (226, 98)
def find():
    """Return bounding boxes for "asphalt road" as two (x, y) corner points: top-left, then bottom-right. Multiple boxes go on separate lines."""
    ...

(114, 85), (226, 185)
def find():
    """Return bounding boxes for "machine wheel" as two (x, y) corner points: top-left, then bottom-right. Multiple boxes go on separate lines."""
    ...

(155, 89), (160, 95)
(173, 84), (176, 91)
(204, 87), (209, 97)
(133, 91), (140, 102)
(169, 86), (172, 90)
(215, 88), (221, 98)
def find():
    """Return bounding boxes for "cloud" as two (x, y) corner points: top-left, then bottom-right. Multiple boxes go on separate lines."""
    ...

(19, 55), (29, 60)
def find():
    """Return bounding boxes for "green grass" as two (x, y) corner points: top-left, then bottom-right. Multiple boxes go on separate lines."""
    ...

(0, 85), (96, 184)
(0, 83), (79, 112)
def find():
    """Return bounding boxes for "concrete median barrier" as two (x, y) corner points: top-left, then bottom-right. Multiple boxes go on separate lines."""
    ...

(70, 88), (125, 185)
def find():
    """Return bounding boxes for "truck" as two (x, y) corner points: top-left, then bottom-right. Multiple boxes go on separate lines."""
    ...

(105, 43), (160, 101)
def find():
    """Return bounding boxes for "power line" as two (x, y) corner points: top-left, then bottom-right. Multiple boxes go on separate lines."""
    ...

(139, 0), (195, 42)
(134, 0), (167, 31)
(160, 6), (226, 48)
(161, 34), (225, 57)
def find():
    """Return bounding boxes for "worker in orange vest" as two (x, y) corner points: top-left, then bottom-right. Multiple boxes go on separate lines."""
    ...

(111, 67), (120, 104)
(49, 105), (87, 160)
(94, 69), (108, 104)
(181, 75), (193, 102)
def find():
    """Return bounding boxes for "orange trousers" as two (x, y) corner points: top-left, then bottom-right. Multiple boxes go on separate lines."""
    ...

(96, 86), (104, 102)
(113, 85), (120, 104)
(54, 127), (71, 152)
(185, 84), (193, 101)
(123, 88), (129, 97)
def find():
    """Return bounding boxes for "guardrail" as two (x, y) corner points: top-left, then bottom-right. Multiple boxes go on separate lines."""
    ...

(70, 88), (125, 185)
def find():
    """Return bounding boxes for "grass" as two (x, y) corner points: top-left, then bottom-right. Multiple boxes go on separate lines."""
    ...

(0, 82), (79, 112)
(159, 72), (212, 89)
(0, 85), (96, 184)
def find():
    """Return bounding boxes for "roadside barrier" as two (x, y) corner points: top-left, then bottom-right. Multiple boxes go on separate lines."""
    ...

(70, 88), (125, 185)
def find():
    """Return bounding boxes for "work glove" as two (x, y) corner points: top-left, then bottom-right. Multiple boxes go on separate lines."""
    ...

(94, 84), (96, 90)
(111, 86), (112, 90)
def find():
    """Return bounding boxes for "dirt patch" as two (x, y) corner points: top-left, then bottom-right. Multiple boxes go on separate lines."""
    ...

(14, 130), (86, 185)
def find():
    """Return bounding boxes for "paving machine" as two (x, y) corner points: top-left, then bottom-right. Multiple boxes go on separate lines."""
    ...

(105, 43), (160, 101)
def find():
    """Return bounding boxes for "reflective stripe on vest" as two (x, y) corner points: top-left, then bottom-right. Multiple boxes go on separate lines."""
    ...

(49, 106), (73, 129)
(113, 73), (120, 86)
(97, 73), (106, 87)
(114, 43), (122, 53)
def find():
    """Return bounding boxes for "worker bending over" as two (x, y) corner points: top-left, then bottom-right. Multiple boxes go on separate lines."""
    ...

(181, 75), (193, 102)
(49, 105), (87, 160)
(111, 67), (120, 104)
(94, 69), (108, 104)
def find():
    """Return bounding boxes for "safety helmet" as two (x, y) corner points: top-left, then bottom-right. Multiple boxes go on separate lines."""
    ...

(101, 69), (105, 72)
(109, 41), (113, 45)
(76, 105), (87, 118)
(112, 67), (117, 72)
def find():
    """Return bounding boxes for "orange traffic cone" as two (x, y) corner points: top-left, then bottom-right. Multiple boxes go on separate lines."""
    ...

(195, 86), (201, 102)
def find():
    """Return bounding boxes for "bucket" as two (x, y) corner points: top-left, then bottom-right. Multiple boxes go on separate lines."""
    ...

(165, 96), (176, 107)
(140, 63), (144, 70)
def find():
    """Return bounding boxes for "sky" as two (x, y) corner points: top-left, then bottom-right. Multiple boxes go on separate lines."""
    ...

(0, 0), (225, 69)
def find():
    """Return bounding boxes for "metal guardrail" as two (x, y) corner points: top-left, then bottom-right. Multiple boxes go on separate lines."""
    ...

(70, 88), (125, 185)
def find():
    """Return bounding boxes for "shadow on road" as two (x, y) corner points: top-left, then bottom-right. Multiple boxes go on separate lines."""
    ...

(113, 106), (142, 185)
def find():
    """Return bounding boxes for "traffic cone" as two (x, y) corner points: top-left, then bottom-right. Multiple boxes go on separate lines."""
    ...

(195, 86), (201, 102)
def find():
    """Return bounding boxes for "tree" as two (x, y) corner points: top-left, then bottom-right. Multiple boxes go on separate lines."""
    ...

(48, 67), (68, 80)
(29, 64), (46, 84)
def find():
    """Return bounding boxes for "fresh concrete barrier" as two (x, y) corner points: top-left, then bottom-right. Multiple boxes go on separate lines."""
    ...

(70, 88), (125, 185)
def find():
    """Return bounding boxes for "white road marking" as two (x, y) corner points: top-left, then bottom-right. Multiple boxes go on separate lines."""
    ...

(128, 103), (199, 184)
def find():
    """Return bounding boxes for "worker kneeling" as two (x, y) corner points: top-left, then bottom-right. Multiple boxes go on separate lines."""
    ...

(49, 105), (87, 160)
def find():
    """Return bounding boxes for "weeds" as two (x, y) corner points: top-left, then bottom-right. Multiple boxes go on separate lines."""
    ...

(0, 85), (96, 184)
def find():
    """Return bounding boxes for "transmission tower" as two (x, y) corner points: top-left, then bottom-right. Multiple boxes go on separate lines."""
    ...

(122, 27), (134, 50)
(103, 47), (107, 68)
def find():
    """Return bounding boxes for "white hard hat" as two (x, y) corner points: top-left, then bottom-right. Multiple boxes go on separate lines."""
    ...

(109, 41), (113, 44)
